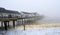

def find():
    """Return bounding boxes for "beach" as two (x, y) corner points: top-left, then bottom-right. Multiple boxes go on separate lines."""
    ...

(0, 18), (60, 35)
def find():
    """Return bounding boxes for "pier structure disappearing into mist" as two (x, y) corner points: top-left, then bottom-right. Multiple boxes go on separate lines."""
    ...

(0, 7), (41, 30)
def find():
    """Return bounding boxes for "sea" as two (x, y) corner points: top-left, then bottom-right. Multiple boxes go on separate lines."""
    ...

(0, 18), (60, 35)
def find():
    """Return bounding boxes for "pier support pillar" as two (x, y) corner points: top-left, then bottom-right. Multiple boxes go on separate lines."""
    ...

(7, 21), (9, 27)
(22, 19), (25, 30)
(13, 20), (15, 28)
(4, 21), (8, 30)
(24, 24), (25, 30)
(1, 21), (3, 27)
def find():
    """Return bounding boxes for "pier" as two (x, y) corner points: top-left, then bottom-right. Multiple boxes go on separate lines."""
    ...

(0, 17), (39, 30)
(0, 7), (41, 30)
(0, 18), (17, 30)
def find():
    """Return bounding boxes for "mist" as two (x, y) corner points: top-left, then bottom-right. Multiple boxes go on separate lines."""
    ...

(0, 0), (60, 18)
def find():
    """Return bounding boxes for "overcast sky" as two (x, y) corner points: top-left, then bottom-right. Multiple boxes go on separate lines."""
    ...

(0, 0), (60, 18)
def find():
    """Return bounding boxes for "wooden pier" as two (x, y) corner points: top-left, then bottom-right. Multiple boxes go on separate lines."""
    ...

(0, 16), (37, 30)
(0, 18), (17, 30)
(0, 7), (40, 30)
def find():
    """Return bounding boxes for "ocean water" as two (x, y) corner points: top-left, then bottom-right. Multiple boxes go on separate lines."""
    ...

(36, 18), (60, 24)
(0, 18), (60, 35)
(43, 18), (60, 23)
(0, 27), (60, 35)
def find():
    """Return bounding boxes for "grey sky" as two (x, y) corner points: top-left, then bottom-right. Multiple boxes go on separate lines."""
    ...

(0, 0), (60, 18)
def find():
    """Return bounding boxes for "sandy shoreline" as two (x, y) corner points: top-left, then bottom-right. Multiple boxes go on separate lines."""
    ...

(15, 19), (60, 29)
(15, 24), (60, 30)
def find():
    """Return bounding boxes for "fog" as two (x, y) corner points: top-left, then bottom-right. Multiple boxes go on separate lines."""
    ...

(0, 0), (60, 18)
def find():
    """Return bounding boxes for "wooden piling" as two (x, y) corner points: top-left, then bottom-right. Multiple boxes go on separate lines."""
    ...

(24, 24), (25, 30)
(4, 21), (8, 30)
(1, 21), (3, 27)
(7, 21), (9, 27)
(13, 20), (15, 28)
(24, 19), (25, 30)
(22, 19), (25, 30)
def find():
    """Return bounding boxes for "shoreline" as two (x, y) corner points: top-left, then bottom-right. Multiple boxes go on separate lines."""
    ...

(15, 24), (60, 30)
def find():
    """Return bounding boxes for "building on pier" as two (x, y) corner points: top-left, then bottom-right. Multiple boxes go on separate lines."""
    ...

(21, 11), (41, 20)
(0, 7), (21, 30)
(0, 7), (42, 30)
(0, 7), (21, 18)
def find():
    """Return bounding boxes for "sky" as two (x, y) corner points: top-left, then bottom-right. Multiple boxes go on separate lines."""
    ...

(0, 0), (60, 18)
